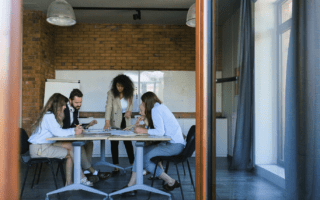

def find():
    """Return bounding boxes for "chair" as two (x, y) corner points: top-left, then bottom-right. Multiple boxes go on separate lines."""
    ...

(149, 125), (196, 200)
(20, 128), (66, 199)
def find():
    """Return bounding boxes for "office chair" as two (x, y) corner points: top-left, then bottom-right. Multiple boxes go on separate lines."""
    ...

(149, 125), (196, 200)
(20, 128), (65, 199)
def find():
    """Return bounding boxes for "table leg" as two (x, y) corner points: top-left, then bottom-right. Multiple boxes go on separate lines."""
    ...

(45, 143), (108, 200)
(93, 140), (126, 172)
(109, 142), (171, 200)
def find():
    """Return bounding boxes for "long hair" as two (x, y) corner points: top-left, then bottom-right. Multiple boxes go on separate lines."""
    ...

(111, 74), (134, 102)
(31, 93), (68, 133)
(141, 92), (162, 129)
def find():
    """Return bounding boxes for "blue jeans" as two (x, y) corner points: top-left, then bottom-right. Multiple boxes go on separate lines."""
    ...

(132, 142), (185, 177)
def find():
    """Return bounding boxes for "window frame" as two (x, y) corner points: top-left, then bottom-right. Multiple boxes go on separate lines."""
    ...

(277, 0), (292, 167)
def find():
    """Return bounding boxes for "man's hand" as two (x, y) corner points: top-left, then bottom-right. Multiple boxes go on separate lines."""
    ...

(88, 120), (98, 127)
(103, 120), (111, 130)
(124, 111), (131, 118)
(134, 126), (148, 134)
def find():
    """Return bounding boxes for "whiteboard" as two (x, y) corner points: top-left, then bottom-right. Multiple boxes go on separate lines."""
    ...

(44, 80), (80, 106)
(55, 70), (196, 113)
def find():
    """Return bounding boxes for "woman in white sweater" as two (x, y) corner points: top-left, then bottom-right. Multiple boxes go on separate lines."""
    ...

(122, 92), (186, 193)
(28, 93), (92, 186)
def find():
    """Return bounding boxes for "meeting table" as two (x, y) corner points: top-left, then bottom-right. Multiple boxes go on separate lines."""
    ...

(45, 129), (172, 200)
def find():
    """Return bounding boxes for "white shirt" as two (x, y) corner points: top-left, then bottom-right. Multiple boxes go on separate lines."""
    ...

(120, 98), (128, 113)
(28, 112), (75, 144)
(67, 102), (75, 125)
(148, 103), (186, 145)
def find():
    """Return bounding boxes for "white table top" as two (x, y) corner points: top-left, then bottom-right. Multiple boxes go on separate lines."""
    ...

(46, 130), (171, 142)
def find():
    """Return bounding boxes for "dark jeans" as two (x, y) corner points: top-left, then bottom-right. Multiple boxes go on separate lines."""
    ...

(111, 113), (135, 164)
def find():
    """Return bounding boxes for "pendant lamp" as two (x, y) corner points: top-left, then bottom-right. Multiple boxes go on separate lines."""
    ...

(47, 0), (76, 26)
(186, 3), (196, 27)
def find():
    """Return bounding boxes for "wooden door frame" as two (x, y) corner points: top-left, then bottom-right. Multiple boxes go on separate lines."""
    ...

(195, 0), (216, 199)
(0, 0), (22, 199)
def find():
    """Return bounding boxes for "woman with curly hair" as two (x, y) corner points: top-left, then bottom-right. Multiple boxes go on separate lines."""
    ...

(104, 74), (135, 175)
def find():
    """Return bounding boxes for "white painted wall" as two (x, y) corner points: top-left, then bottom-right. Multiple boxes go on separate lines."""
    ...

(222, 9), (240, 156)
(254, 0), (278, 165)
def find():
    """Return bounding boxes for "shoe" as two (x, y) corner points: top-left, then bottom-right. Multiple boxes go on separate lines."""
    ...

(81, 177), (93, 187)
(163, 180), (180, 191)
(111, 169), (120, 177)
(112, 185), (137, 196)
(148, 175), (160, 180)
(98, 171), (111, 180)
(143, 169), (151, 176)
(86, 175), (99, 183)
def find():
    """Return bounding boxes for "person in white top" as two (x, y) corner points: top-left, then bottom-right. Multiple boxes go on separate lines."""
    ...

(28, 93), (93, 186)
(120, 92), (186, 194)
(103, 74), (135, 175)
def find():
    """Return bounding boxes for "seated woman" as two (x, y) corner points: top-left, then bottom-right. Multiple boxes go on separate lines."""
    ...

(124, 91), (186, 192)
(28, 93), (93, 186)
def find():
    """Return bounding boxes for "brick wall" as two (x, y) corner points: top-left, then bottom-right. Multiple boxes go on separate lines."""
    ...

(22, 11), (55, 135)
(54, 24), (195, 71)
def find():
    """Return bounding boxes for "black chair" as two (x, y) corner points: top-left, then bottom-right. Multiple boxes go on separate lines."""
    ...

(20, 128), (66, 199)
(149, 125), (196, 200)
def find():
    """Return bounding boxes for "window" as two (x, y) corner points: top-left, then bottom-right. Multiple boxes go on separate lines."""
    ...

(277, 0), (292, 167)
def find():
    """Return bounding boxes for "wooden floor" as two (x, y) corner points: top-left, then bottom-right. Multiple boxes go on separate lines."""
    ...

(19, 157), (285, 200)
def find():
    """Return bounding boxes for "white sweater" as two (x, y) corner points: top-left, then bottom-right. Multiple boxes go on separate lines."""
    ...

(148, 103), (186, 145)
(28, 112), (75, 144)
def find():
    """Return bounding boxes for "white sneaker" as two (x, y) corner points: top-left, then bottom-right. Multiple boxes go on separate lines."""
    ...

(83, 170), (91, 175)
(143, 169), (147, 175)
(81, 177), (93, 187)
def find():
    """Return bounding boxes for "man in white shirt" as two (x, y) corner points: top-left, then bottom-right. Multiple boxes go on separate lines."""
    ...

(63, 89), (111, 182)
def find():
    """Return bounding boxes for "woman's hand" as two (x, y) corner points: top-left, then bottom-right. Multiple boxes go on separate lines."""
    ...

(103, 120), (111, 130)
(75, 125), (84, 135)
(124, 111), (131, 118)
(134, 126), (148, 134)
(135, 116), (145, 126)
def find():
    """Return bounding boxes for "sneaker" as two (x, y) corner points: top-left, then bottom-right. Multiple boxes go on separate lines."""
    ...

(81, 177), (93, 186)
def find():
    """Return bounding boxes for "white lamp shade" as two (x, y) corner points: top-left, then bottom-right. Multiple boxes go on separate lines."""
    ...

(186, 3), (196, 27)
(47, 0), (76, 26)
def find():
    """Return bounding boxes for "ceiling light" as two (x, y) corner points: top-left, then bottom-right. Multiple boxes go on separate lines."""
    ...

(46, 0), (76, 26)
(186, 3), (196, 27)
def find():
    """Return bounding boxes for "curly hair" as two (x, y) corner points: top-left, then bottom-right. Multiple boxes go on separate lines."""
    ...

(111, 74), (134, 100)
(141, 92), (162, 129)
(31, 93), (68, 134)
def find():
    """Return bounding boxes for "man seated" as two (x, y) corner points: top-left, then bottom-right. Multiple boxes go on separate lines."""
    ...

(63, 89), (111, 182)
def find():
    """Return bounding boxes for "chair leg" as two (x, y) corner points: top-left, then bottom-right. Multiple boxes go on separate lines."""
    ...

(148, 160), (159, 200)
(182, 161), (186, 175)
(20, 163), (30, 199)
(31, 163), (38, 189)
(175, 164), (185, 200)
(48, 161), (61, 200)
(162, 161), (170, 186)
(36, 163), (43, 185)
(58, 161), (66, 186)
(187, 159), (195, 192)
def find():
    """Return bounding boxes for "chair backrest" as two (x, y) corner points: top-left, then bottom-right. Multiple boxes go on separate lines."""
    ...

(179, 125), (195, 161)
(186, 125), (195, 143)
(20, 128), (29, 155)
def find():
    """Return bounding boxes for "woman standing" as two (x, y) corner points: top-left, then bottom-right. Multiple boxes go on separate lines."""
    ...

(104, 74), (135, 175)
(124, 91), (186, 192)
(28, 93), (93, 186)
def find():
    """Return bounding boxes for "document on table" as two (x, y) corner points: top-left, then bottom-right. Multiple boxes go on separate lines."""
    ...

(109, 130), (137, 136)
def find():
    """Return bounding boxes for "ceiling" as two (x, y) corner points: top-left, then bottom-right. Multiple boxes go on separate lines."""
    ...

(23, 0), (240, 26)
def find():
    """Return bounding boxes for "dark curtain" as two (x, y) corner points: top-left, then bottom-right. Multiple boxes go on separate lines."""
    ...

(229, 0), (254, 170)
(284, 0), (320, 199)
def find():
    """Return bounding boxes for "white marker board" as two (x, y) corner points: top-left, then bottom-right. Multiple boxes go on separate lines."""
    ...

(55, 70), (197, 113)
(44, 79), (80, 106)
